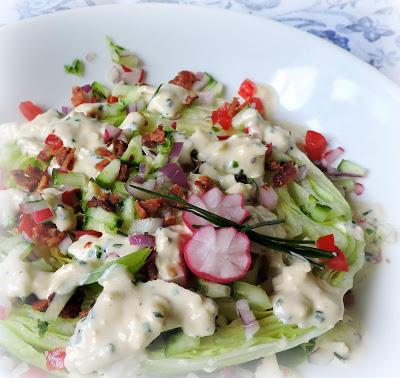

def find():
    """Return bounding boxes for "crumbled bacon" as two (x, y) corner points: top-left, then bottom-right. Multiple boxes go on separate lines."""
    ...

(194, 175), (216, 193)
(112, 139), (128, 158)
(71, 86), (97, 107)
(142, 126), (166, 148)
(95, 147), (114, 159)
(95, 159), (110, 171)
(139, 198), (164, 217)
(169, 71), (197, 90)
(116, 163), (129, 182)
(59, 288), (84, 319)
(79, 310), (89, 319)
(55, 147), (76, 171)
(183, 93), (198, 105)
(164, 215), (177, 226)
(265, 159), (281, 171)
(31, 299), (49, 312)
(226, 97), (242, 118)
(37, 148), (54, 162)
(32, 224), (66, 247)
(37, 173), (50, 192)
(170, 184), (186, 199)
(139, 250), (158, 281)
(134, 201), (147, 219)
(272, 161), (298, 187)
(11, 166), (44, 192)
(87, 193), (120, 212)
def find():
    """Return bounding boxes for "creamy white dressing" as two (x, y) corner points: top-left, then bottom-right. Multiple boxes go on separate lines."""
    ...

(190, 130), (267, 179)
(272, 259), (343, 329)
(147, 83), (189, 118)
(0, 189), (25, 227)
(65, 267), (217, 376)
(0, 250), (93, 300)
(155, 225), (188, 282)
(119, 112), (146, 138)
(68, 234), (140, 262)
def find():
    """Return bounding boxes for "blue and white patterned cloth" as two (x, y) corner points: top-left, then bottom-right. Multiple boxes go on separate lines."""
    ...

(1, 0), (399, 84)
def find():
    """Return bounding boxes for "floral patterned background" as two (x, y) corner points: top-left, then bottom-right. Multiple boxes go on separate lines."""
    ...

(0, 0), (399, 84)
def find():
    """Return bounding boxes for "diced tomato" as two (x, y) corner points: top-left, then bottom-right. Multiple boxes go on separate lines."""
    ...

(18, 214), (36, 238)
(121, 64), (132, 73)
(244, 127), (250, 135)
(171, 122), (177, 130)
(107, 95), (119, 104)
(211, 103), (232, 130)
(45, 134), (63, 149)
(20, 368), (49, 378)
(74, 230), (103, 239)
(238, 79), (256, 99)
(19, 101), (44, 121)
(217, 135), (230, 141)
(304, 130), (327, 161)
(248, 97), (264, 113)
(61, 189), (81, 210)
(32, 208), (53, 224)
(317, 234), (349, 272)
(0, 305), (6, 320)
(45, 348), (66, 371)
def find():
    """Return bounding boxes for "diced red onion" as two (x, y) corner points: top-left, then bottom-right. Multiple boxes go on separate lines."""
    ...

(244, 320), (260, 340)
(131, 175), (145, 184)
(159, 163), (189, 189)
(104, 125), (122, 143)
(108, 66), (122, 84)
(354, 183), (364, 196)
(125, 179), (156, 199)
(81, 84), (92, 93)
(296, 165), (308, 181)
(308, 347), (334, 365)
(169, 142), (183, 159)
(236, 299), (256, 325)
(61, 106), (70, 115)
(192, 72), (209, 91)
(326, 166), (364, 178)
(139, 163), (147, 174)
(259, 185), (278, 210)
(122, 68), (144, 85)
(321, 147), (345, 168)
(197, 90), (214, 105)
(129, 234), (155, 247)
(19, 200), (49, 215)
(156, 174), (166, 189)
(59, 236), (73, 254)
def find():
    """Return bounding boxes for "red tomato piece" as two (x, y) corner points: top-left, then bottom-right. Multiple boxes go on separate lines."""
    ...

(248, 97), (264, 113)
(74, 230), (103, 239)
(20, 368), (49, 378)
(45, 134), (63, 149)
(19, 101), (44, 121)
(61, 189), (81, 210)
(217, 135), (230, 141)
(317, 234), (349, 272)
(18, 214), (36, 238)
(32, 208), (53, 224)
(45, 348), (66, 371)
(304, 130), (327, 161)
(211, 104), (232, 130)
(316, 233), (335, 252)
(107, 95), (119, 104)
(238, 79), (256, 99)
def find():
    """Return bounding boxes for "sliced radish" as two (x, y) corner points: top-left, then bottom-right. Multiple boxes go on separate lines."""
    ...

(122, 68), (144, 85)
(258, 185), (278, 210)
(183, 187), (249, 231)
(321, 147), (345, 168)
(183, 226), (251, 284)
(354, 183), (364, 196)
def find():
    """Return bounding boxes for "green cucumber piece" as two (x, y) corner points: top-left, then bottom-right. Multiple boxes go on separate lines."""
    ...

(197, 279), (231, 299)
(96, 159), (121, 189)
(118, 196), (136, 233)
(52, 170), (88, 188)
(232, 281), (271, 311)
(214, 298), (238, 322)
(337, 159), (366, 176)
(84, 207), (122, 234)
(92, 81), (111, 98)
(165, 332), (200, 358)
(113, 181), (129, 199)
(334, 178), (356, 193)
(121, 135), (143, 165)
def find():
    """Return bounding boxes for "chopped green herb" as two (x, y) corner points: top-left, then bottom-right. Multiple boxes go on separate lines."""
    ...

(113, 243), (123, 248)
(95, 245), (104, 259)
(64, 58), (84, 77)
(37, 319), (49, 337)
(231, 160), (239, 169)
(211, 126), (221, 133)
(153, 312), (165, 318)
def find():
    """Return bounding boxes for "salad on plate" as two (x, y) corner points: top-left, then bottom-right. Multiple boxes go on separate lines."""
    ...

(0, 38), (367, 377)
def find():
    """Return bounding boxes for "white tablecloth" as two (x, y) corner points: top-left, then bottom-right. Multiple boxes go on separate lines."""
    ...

(0, 0), (399, 84)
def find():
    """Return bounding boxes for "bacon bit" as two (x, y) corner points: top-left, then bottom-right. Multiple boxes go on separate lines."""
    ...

(32, 299), (50, 312)
(265, 142), (273, 158)
(79, 310), (89, 318)
(265, 159), (281, 171)
(170, 184), (186, 199)
(226, 97), (241, 118)
(183, 93), (198, 105)
(87, 195), (116, 212)
(116, 163), (129, 182)
(142, 126), (166, 148)
(37, 173), (50, 192)
(169, 70), (197, 90)
(55, 147), (76, 171)
(59, 289), (84, 319)
(32, 224), (66, 248)
(194, 175), (216, 193)
(112, 139), (128, 158)
(344, 290), (355, 308)
(164, 215), (177, 226)
(139, 198), (163, 216)
(37, 148), (54, 162)
(272, 161), (298, 187)
(135, 201), (147, 219)
(139, 250), (158, 280)
(107, 95), (119, 104)
(95, 159), (111, 171)
(11, 166), (44, 192)
(95, 147), (114, 159)
(71, 86), (96, 107)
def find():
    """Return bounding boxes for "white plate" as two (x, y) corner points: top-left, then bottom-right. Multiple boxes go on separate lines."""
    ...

(0, 4), (399, 378)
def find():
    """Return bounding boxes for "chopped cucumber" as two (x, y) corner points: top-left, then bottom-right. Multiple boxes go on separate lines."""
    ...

(214, 298), (238, 322)
(52, 170), (88, 189)
(165, 332), (200, 357)
(337, 159), (366, 176)
(232, 281), (271, 311)
(92, 81), (111, 98)
(334, 178), (356, 193)
(118, 196), (136, 233)
(113, 181), (129, 199)
(84, 207), (122, 234)
(121, 136), (143, 165)
(96, 159), (121, 189)
(197, 279), (231, 299)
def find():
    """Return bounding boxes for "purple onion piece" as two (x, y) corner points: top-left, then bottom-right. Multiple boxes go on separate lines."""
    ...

(296, 165), (308, 181)
(129, 234), (155, 247)
(139, 163), (147, 174)
(169, 142), (183, 159)
(81, 84), (92, 93)
(131, 175), (145, 184)
(159, 163), (189, 189)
